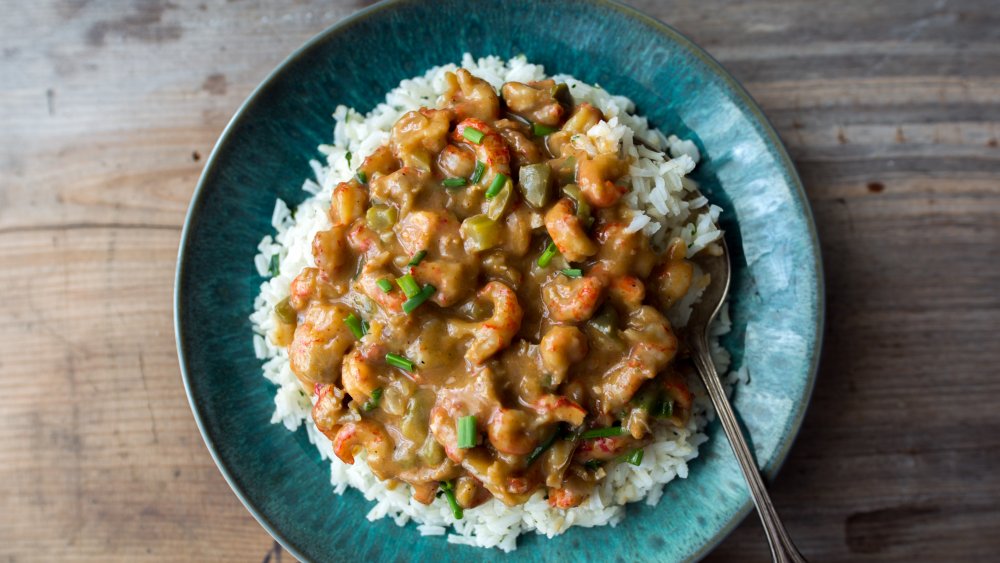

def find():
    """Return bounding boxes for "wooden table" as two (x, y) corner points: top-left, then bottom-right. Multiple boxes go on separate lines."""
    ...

(2, 1), (998, 560)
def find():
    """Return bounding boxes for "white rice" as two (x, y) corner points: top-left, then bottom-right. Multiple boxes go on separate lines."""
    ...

(250, 54), (730, 551)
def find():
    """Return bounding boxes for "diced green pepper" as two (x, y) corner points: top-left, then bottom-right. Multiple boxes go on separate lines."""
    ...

(486, 181), (514, 221)
(551, 82), (573, 107)
(274, 297), (297, 325)
(588, 304), (620, 339)
(554, 155), (577, 185)
(518, 163), (553, 208)
(460, 214), (502, 252)
(562, 183), (592, 224)
(419, 435), (445, 466)
(401, 394), (431, 443)
(365, 204), (397, 231)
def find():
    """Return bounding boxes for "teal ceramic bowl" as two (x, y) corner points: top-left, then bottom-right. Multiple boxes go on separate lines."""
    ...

(175, 0), (823, 560)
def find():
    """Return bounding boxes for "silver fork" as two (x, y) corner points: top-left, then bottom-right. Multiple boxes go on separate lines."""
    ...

(687, 236), (807, 563)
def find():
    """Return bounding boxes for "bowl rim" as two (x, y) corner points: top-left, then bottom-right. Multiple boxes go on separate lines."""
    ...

(174, 0), (825, 560)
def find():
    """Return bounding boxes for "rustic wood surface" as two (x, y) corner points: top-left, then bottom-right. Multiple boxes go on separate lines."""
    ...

(2, 0), (998, 561)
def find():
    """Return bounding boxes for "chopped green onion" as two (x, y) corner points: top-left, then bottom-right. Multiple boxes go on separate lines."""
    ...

(376, 278), (393, 293)
(462, 127), (485, 144)
(361, 319), (370, 334)
(385, 353), (415, 372)
(526, 428), (561, 465)
(396, 274), (420, 298)
(470, 161), (486, 184)
(561, 268), (583, 278)
(442, 177), (467, 188)
(485, 173), (507, 199)
(621, 448), (644, 466)
(456, 415), (477, 449)
(630, 385), (659, 412)
(440, 480), (463, 520)
(402, 284), (436, 314)
(566, 424), (586, 442)
(362, 387), (382, 412)
(532, 122), (558, 136)
(580, 426), (626, 440)
(655, 399), (674, 418)
(345, 151), (352, 167)
(268, 254), (280, 277)
(562, 183), (592, 225)
(353, 256), (365, 281)
(407, 250), (427, 268)
(486, 181), (513, 219)
(355, 170), (368, 185)
(274, 297), (296, 325)
(344, 313), (365, 339)
(537, 241), (559, 268)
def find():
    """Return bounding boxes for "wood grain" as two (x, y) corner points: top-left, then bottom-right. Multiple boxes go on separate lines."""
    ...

(1, 0), (998, 561)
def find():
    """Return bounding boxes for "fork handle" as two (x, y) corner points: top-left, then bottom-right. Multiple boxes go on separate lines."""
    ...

(692, 334), (807, 563)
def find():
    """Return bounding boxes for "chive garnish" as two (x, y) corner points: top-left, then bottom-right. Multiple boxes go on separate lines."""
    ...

(537, 241), (558, 267)
(470, 161), (486, 184)
(268, 254), (280, 277)
(440, 480), (463, 520)
(462, 127), (485, 144)
(561, 268), (583, 278)
(385, 353), (415, 372)
(355, 170), (368, 184)
(376, 278), (393, 293)
(402, 284), (436, 314)
(526, 428), (561, 465)
(621, 448), (644, 466)
(456, 415), (477, 449)
(396, 274), (420, 298)
(580, 426), (626, 440)
(655, 399), (674, 418)
(407, 250), (427, 267)
(485, 173), (507, 199)
(442, 177), (467, 188)
(344, 313), (365, 339)
(532, 122), (558, 136)
(362, 387), (382, 412)
(353, 256), (365, 281)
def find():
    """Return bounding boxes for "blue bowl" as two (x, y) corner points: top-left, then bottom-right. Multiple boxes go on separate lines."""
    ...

(174, 0), (823, 560)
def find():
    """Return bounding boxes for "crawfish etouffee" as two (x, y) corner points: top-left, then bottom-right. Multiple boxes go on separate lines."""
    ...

(252, 56), (726, 549)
